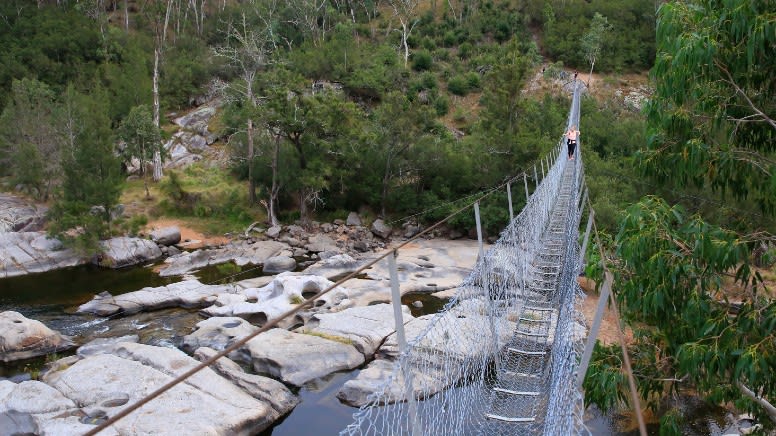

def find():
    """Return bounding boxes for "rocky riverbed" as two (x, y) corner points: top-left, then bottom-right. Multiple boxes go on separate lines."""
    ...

(0, 204), (486, 436)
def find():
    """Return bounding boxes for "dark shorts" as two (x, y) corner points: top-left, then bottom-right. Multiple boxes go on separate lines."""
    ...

(567, 139), (577, 154)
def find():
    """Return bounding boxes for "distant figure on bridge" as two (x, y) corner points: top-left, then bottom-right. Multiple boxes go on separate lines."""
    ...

(565, 125), (579, 160)
(573, 70), (578, 81)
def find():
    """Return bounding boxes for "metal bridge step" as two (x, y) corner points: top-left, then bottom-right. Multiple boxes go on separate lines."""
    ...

(494, 388), (541, 396)
(503, 370), (541, 378)
(484, 414), (535, 423)
(519, 317), (550, 323)
(515, 330), (547, 337)
(524, 306), (554, 312)
(508, 347), (547, 356)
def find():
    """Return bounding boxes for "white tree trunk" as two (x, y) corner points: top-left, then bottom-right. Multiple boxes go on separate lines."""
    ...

(401, 22), (409, 68)
(587, 58), (595, 87)
(247, 118), (255, 204)
(269, 135), (280, 227)
(152, 48), (161, 127)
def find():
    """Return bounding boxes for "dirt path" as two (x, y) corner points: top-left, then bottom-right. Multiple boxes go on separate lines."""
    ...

(144, 218), (230, 249)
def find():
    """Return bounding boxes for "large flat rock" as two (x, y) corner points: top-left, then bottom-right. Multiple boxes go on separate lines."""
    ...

(182, 317), (258, 352)
(77, 280), (237, 317)
(0, 232), (84, 278)
(0, 193), (46, 232)
(158, 240), (288, 277)
(299, 304), (413, 357)
(234, 328), (364, 387)
(0, 380), (81, 435)
(98, 237), (162, 269)
(0, 311), (75, 362)
(194, 347), (298, 420)
(43, 342), (278, 435)
(302, 239), (482, 307)
(202, 273), (352, 327)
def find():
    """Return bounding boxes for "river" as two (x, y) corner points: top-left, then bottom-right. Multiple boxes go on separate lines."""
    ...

(0, 262), (745, 435)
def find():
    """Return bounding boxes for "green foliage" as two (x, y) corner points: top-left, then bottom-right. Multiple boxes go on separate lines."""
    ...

(641, 0), (776, 214)
(434, 95), (450, 116)
(529, 0), (655, 72)
(581, 13), (612, 74)
(583, 342), (629, 412)
(118, 104), (165, 197)
(411, 50), (433, 71)
(0, 78), (61, 199)
(49, 86), (123, 253)
(659, 408), (683, 436)
(161, 38), (217, 110)
(613, 196), (775, 422)
(0, 1), (103, 109)
(447, 76), (470, 96)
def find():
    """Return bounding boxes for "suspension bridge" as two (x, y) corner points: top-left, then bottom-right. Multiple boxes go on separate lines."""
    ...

(342, 82), (592, 435)
(86, 81), (625, 436)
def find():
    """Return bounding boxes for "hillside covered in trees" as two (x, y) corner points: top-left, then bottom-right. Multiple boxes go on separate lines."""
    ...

(0, 0), (656, 242)
(0, 0), (774, 432)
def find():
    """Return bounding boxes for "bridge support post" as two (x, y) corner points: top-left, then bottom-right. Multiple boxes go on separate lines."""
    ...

(523, 173), (529, 199)
(578, 187), (588, 217)
(540, 158), (545, 180)
(507, 182), (514, 221)
(533, 165), (538, 186)
(576, 271), (613, 389)
(579, 208), (594, 274)
(474, 201), (484, 261)
(388, 251), (421, 436)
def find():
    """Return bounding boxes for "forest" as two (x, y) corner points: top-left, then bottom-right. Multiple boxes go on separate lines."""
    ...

(0, 0), (774, 432)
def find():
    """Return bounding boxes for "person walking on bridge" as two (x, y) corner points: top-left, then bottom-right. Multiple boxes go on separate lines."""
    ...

(565, 125), (579, 160)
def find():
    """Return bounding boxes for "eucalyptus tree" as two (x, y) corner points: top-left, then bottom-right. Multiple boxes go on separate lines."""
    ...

(0, 78), (62, 200)
(580, 12), (611, 84)
(118, 105), (164, 199)
(371, 91), (434, 217)
(261, 71), (363, 225)
(386, 0), (420, 68)
(214, 1), (278, 206)
(142, 0), (175, 181)
(584, 0), (776, 428)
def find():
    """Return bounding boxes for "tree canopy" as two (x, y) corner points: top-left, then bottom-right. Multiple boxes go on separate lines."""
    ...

(642, 0), (776, 213)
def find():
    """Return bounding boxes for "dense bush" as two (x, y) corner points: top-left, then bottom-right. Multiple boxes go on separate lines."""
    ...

(412, 50), (433, 71)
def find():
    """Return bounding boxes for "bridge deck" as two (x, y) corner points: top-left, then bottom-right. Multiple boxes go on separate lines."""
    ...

(481, 160), (578, 434)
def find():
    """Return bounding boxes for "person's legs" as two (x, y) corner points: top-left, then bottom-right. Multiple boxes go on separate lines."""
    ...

(568, 141), (576, 159)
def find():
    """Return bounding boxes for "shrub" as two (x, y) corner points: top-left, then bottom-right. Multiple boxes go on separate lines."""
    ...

(443, 31), (457, 47)
(412, 50), (433, 71)
(458, 42), (473, 60)
(447, 76), (469, 96)
(434, 95), (450, 116)
(465, 72), (481, 90)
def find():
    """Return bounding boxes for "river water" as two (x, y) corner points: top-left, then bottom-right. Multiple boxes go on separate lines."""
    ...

(0, 263), (745, 435)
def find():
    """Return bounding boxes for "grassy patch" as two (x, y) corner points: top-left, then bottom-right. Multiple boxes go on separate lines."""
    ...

(119, 162), (265, 237)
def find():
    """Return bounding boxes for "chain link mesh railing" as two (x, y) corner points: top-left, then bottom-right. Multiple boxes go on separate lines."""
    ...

(342, 83), (589, 435)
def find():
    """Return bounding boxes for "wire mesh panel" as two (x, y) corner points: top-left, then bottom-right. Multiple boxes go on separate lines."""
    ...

(342, 83), (588, 436)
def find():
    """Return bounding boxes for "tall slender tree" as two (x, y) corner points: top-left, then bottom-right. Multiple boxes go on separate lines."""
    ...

(215, 4), (277, 207)
(118, 105), (164, 199)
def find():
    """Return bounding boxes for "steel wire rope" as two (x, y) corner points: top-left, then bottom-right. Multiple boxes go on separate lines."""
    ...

(385, 135), (569, 227)
(586, 197), (648, 436)
(83, 186), (507, 436)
